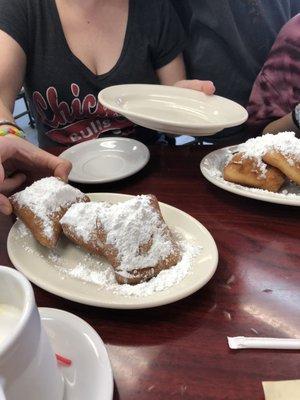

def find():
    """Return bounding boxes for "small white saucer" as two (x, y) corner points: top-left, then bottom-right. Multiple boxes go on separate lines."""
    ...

(98, 84), (248, 136)
(60, 137), (150, 184)
(39, 308), (113, 400)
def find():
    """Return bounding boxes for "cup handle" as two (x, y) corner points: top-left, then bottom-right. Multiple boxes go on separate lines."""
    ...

(0, 377), (6, 400)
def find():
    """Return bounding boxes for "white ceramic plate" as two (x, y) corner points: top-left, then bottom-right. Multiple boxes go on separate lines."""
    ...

(40, 308), (113, 400)
(98, 84), (248, 136)
(7, 193), (218, 309)
(60, 138), (150, 184)
(200, 146), (300, 206)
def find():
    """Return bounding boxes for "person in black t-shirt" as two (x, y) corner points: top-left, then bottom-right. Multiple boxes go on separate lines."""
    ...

(171, 0), (300, 107)
(0, 0), (215, 148)
(170, 0), (300, 143)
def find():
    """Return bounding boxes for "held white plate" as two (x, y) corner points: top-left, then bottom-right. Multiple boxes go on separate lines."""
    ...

(39, 308), (113, 400)
(60, 138), (150, 184)
(7, 193), (218, 309)
(200, 146), (300, 206)
(98, 84), (248, 136)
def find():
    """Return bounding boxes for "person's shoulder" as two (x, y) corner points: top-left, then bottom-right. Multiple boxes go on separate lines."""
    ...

(134, 0), (178, 30)
(0, 0), (23, 8)
(0, 0), (41, 12)
(135, 0), (172, 14)
(134, 0), (171, 30)
(0, 0), (33, 7)
(260, 14), (300, 78)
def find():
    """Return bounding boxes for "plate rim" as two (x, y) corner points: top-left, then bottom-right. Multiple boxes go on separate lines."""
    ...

(7, 193), (219, 309)
(200, 145), (300, 207)
(98, 84), (249, 130)
(39, 307), (114, 400)
(59, 137), (150, 184)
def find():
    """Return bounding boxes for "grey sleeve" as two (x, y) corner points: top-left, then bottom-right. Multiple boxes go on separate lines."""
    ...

(150, 0), (186, 69)
(291, 0), (300, 16)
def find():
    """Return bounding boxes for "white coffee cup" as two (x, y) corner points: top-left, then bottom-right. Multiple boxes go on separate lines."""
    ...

(0, 266), (64, 400)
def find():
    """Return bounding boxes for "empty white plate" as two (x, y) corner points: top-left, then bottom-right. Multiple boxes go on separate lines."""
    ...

(40, 308), (113, 400)
(98, 84), (248, 136)
(60, 137), (150, 184)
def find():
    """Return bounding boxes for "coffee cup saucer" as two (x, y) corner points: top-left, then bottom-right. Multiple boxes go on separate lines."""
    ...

(39, 308), (113, 400)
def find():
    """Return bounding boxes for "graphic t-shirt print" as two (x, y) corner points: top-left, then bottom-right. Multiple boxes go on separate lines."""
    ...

(32, 83), (133, 144)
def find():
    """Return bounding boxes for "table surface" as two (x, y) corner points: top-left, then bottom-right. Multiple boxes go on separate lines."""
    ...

(1, 144), (299, 400)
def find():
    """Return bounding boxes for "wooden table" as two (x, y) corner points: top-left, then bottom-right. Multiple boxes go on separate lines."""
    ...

(1, 144), (300, 400)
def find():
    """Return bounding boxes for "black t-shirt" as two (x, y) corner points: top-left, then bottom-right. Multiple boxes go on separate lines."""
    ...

(171, 0), (300, 107)
(0, 0), (185, 147)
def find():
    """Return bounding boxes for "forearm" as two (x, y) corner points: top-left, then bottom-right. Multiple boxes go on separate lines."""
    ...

(263, 113), (300, 137)
(0, 96), (16, 123)
(156, 54), (215, 95)
(0, 30), (27, 126)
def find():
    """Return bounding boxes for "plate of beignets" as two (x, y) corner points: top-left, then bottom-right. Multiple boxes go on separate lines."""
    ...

(200, 132), (300, 206)
(7, 192), (218, 309)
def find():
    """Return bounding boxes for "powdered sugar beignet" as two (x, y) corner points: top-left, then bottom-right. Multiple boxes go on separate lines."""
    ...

(60, 195), (182, 285)
(263, 150), (300, 185)
(223, 132), (300, 192)
(10, 177), (90, 248)
(224, 153), (285, 192)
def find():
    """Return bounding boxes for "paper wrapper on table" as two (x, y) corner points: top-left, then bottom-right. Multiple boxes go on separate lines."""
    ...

(227, 336), (300, 350)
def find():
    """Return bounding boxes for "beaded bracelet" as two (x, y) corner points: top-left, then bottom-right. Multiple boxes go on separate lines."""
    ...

(0, 126), (25, 138)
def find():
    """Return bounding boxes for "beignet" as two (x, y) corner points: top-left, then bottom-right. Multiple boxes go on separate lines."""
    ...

(263, 150), (300, 185)
(60, 195), (182, 285)
(224, 153), (285, 192)
(223, 132), (300, 191)
(10, 177), (89, 248)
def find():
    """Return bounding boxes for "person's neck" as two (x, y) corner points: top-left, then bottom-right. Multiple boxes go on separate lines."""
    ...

(63, 0), (116, 9)
(57, 0), (114, 21)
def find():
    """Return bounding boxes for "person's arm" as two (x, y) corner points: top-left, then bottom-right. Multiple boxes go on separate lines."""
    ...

(156, 53), (186, 85)
(0, 29), (26, 127)
(156, 53), (215, 95)
(150, 1), (215, 95)
(247, 16), (300, 134)
(263, 112), (300, 137)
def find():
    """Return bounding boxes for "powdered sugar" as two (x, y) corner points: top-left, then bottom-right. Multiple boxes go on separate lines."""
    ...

(60, 202), (102, 243)
(224, 180), (300, 198)
(51, 233), (201, 297)
(114, 240), (200, 296)
(238, 131), (300, 160)
(226, 132), (300, 177)
(16, 219), (31, 238)
(61, 195), (176, 274)
(68, 262), (116, 286)
(11, 177), (87, 239)
(13, 220), (201, 297)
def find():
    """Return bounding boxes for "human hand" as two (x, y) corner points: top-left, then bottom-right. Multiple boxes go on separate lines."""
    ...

(174, 79), (216, 95)
(0, 135), (72, 215)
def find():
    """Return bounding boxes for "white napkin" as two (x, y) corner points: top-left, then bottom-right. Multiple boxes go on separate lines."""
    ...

(263, 380), (300, 400)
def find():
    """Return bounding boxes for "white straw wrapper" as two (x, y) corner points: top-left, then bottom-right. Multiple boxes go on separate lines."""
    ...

(228, 336), (300, 350)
